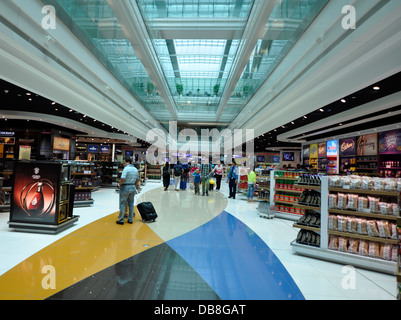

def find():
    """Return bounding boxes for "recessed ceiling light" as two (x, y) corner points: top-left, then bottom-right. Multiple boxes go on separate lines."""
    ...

(373, 86), (380, 90)
(339, 123), (343, 126)
(341, 99), (346, 103)
(319, 108), (324, 112)
(52, 101), (56, 105)
(26, 92), (31, 96)
(303, 115), (307, 119)
(291, 121), (294, 124)
(69, 109), (73, 112)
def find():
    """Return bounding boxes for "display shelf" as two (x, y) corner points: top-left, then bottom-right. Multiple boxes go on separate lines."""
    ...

(274, 188), (303, 194)
(73, 199), (94, 207)
(71, 161), (95, 207)
(293, 184), (321, 191)
(328, 187), (399, 197)
(293, 224), (320, 233)
(327, 230), (398, 245)
(291, 175), (400, 276)
(291, 240), (396, 275)
(294, 203), (321, 211)
(147, 164), (162, 180)
(8, 215), (79, 234)
(328, 208), (398, 221)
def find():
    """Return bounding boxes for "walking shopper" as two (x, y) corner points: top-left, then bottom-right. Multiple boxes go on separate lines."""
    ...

(213, 161), (224, 191)
(200, 161), (212, 196)
(162, 162), (170, 191)
(247, 167), (256, 202)
(227, 161), (238, 199)
(192, 168), (201, 195)
(117, 157), (139, 225)
(173, 161), (182, 191)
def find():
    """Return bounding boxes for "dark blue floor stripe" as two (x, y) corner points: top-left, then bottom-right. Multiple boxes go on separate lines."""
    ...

(166, 211), (305, 300)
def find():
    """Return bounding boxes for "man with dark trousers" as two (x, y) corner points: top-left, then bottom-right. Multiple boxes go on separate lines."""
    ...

(227, 161), (238, 199)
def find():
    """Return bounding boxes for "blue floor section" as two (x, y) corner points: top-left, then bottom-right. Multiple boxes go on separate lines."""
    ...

(167, 211), (305, 300)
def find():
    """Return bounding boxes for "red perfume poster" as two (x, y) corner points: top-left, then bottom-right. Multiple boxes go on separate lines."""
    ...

(10, 161), (60, 224)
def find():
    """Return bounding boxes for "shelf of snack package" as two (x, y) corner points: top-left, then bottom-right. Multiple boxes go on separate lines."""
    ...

(272, 170), (309, 221)
(291, 175), (400, 275)
(397, 215), (401, 300)
(237, 166), (251, 200)
(291, 173), (323, 248)
(71, 162), (95, 207)
(255, 168), (271, 202)
(147, 164), (161, 181)
(139, 163), (146, 186)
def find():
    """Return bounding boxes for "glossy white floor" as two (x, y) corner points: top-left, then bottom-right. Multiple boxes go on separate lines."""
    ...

(0, 179), (397, 300)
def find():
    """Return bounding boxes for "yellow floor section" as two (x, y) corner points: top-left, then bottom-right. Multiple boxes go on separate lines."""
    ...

(0, 210), (164, 300)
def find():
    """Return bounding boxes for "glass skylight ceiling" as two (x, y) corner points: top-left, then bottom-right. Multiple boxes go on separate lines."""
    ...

(44, 0), (328, 127)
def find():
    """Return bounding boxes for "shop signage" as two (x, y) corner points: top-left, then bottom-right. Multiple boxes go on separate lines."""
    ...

(302, 145), (310, 159)
(379, 129), (401, 154)
(0, 137), (15, 145)
(340, 137), (356, 156)
(357, 133), (377, 156)
(273, 155), (280, 163)
(318, 142), (326, 158)
(87, 145), (99, 153)
(327, 140), (338, 156)
(100, 145), (110, 154)
(310, 144), (318, 158)
(0, 131), (14, 136)
(53, 136), (70, 151)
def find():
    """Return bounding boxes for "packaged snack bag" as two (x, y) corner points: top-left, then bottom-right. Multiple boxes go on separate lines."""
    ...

(366, 220), (380, 237)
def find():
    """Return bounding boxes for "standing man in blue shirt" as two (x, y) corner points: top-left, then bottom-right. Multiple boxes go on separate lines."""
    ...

(227, 161), (238, 199)
(117, 157), (140, 225)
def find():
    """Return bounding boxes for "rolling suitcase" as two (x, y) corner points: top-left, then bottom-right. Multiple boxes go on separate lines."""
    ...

(136, 201), (158, 222)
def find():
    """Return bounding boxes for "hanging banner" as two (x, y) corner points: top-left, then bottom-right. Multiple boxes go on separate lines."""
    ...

(302, 145), (310, 159)
(310, 144), (318, 159)
(357, 133), (378, 156)
(327, 140), (338, 156)
(53, 136), (70, 151)
(340, 137), (356, 156)
(379, 129), (401, 154)
(318, 142), (327, 158)
(19, 145), (31, 160)
(87, 145), (99, 153)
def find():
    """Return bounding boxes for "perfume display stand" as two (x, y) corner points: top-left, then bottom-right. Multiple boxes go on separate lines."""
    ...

(8, 161), (79, 234)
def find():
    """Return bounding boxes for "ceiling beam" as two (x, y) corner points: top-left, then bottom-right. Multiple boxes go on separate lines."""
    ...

(0, 0), (165, 140)
(106, 0), (178, 121)
(230, 0), (401, 142)
(215, 0), (278, 121)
